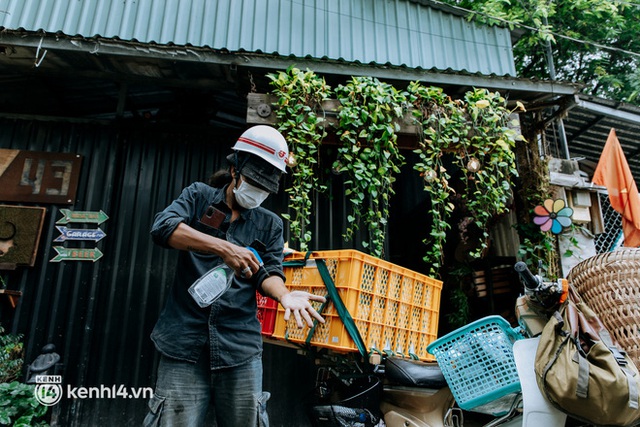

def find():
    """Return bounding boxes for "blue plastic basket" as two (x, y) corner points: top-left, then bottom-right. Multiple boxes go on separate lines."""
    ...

(426, 316), (524, 411)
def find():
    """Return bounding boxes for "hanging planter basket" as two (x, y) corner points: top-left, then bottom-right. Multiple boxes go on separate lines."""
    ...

(567, 248), (640, 368)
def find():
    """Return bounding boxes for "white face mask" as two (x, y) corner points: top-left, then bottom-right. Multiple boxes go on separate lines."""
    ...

(233, 179), (270, 209)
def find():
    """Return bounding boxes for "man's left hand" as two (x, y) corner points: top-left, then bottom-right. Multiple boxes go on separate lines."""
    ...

(280, 291), (326, 328)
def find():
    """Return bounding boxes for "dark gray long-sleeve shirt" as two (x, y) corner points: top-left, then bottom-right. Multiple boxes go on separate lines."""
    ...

(150, 182), (285, 369)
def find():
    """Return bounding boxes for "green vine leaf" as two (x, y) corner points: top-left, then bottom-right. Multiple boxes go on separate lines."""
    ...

(408, 83), (522, 276)
(268, 67), (331, 251)
(269, 71), (525, 276)
(333, 76), (406, 258)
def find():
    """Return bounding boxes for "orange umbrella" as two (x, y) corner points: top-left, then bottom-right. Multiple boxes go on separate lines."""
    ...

(592, 128), (640, 247)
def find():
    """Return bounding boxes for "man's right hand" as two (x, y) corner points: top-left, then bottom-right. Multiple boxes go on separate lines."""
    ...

(220, 243), (262, 279)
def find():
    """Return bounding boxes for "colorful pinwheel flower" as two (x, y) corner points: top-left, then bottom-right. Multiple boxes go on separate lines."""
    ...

(533, 199), (574, 235)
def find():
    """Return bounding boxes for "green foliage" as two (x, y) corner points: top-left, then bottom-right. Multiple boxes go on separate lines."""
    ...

(406, 84), (462, 275)
(0, 325), (49, 426)
(461, 89), (521, 256)
(0, 325), (23, 384)
(511, 121), (561, 280)
(447, 0), (640, 105)
(629, 69), (640, 104)
(333, 76), (406, 258)
(446, 287), (470, 330)
(268, 66), (332, 251)
(560, 224), (582, 259)
(408, 83), (523, 275)
(269, 74), (524, 272)
(516, 223), (558, 279)
(0, 382), (48, 426)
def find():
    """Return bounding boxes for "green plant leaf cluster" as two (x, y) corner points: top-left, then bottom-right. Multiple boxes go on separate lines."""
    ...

(461, 89), (521, 256)
(333, 76), (406, 258)
(0, 325), (49, 426)
(446, 287), (470, 330)
(268, 66), (332, 251)
(0, 332), (23, 383)
(513, 123), (560, 279)
(268, 71), (525, 273)
(406, 84), (463, 275)
(516, 224), (557, 276)
(408, 84), (523, 275)
(447, 0), (640, 105)
(0, 325), (23, 385)
(0, 382), (49, 426)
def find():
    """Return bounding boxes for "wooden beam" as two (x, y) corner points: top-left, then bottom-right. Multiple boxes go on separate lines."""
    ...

(247, 93), (419, 135)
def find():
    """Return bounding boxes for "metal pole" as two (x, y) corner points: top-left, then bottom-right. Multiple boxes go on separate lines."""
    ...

(543, 14), (571, 160)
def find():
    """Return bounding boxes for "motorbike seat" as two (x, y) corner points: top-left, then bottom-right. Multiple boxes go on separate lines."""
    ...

(384, 357), (448, 388)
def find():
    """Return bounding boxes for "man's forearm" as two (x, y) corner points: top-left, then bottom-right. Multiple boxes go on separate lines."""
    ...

(167, 222), (229, 255)
(167, 222), (264, 275)
(260, 275), (289, 303)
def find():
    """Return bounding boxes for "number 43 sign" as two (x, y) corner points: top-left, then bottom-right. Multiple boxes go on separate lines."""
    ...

(0, 149), (82, 205)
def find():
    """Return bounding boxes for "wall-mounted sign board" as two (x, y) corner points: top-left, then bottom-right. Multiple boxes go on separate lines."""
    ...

(50, 246), (103, 263)
(50, 209), (109, 264)
(54, 226), (106, 243)
(0, 205), (47, 269)
(56, 209), (108, 225)
(0, 149), (82, 204)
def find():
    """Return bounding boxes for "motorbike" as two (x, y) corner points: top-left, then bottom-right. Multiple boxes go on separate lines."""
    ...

(310, 261), (572, 427)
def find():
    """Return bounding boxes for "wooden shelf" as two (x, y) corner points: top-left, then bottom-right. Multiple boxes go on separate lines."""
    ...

(0, 289), (22, 308)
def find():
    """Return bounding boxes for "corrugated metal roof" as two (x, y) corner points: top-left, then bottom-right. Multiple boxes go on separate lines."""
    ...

(546, 95), (640, 184)
(0, 0), (516, 76)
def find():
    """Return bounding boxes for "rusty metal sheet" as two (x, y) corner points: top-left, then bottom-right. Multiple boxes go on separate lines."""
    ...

(0, 149), (82, 204)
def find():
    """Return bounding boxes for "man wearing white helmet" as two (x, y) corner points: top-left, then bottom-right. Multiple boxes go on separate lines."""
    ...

(145, 125), (325, 427)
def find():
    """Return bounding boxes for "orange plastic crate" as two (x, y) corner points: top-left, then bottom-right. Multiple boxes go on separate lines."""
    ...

(272, 250), (442, 361)
(257, 292), (278, 336)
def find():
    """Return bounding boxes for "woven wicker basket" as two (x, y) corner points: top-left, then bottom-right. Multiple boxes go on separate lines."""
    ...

(567, 249), (640, 368)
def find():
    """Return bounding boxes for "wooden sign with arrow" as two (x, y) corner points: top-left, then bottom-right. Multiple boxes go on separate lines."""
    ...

(50, 209), (109, 263)
(50, 246), (103, 262)
(56, 209), (109, 225)
(53, 226), (106, 243)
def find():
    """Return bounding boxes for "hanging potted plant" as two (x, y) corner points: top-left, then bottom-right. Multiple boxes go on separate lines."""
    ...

(407, 83), (468, 275)
(268, 66), (332, 251)
(409, 83), (525, 274)
(458, 89), (522, 257)
(332, 76), (406, 258)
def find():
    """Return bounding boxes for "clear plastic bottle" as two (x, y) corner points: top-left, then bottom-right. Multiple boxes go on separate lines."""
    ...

(188, 247), (264, 308)
(188, 265), (233, 308)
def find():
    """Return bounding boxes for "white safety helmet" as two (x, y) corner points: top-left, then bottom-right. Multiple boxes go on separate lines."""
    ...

(231, 125), (289, 173)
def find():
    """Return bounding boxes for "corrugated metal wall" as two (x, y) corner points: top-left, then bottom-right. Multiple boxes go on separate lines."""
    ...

(0, 0), (516, 76)
(0, 112), (522, 426)
(0, 118), (323, 426)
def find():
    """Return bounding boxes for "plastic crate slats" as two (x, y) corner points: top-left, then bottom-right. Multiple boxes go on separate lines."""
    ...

(272, 250), (442, 361)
